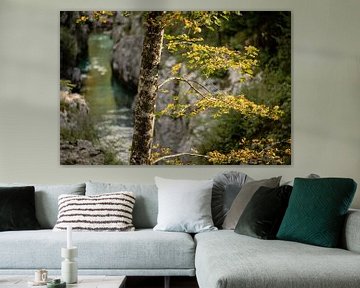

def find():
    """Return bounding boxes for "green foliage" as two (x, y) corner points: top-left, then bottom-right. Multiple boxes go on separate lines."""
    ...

(60, 122), (97, 145)
(103, 149), (123, 165)
(150, 145), (182, 165)
(192, 11), (291, 165)
(60, 106), (97, 143)
(60, 80), (76, 92)
(60, 27), (79, 76)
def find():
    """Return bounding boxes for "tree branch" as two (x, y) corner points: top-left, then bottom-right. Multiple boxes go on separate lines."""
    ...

(158, 76), (211, 97)
(151, 152), (209, 164)
(157, 75), (282, 120)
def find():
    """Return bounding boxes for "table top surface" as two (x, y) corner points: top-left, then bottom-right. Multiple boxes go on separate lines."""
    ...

(0, 275), (126, 288)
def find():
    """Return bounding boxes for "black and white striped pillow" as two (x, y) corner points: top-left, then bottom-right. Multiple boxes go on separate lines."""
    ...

(53, 192), (136, 231)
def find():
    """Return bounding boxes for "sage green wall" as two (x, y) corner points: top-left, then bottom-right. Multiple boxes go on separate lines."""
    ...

(0, 0), (359, 208)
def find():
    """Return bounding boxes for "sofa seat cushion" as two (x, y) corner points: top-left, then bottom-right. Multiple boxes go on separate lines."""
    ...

(0, 229), (195, 271)
(195, 230), (360, 288)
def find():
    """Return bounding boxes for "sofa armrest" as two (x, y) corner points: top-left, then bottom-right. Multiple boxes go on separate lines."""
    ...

(342, 209), (360, 253)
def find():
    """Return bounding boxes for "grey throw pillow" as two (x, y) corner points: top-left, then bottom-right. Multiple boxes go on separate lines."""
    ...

(212, 171), (249, 228)
(153, 177), (217, 233)
(283, 173), (320, 186)
(222, 177), (281, 230)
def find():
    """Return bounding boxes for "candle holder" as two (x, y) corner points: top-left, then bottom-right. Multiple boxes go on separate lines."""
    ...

(61, 247), (78, 284)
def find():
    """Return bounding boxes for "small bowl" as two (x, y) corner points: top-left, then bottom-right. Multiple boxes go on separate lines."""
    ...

(47, 279), (66, 288)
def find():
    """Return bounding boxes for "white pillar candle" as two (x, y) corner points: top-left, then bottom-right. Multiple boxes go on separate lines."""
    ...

(67, 225), (72, 249)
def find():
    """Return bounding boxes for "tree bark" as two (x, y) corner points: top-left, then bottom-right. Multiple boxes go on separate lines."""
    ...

(130, 12), (165, 165)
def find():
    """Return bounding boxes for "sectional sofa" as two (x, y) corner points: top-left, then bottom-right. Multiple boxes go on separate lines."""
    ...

(0, 175), (359, 288)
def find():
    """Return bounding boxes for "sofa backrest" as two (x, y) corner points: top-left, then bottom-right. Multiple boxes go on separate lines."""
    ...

(86, 181), (158, 229)
(0, 183), (86, 229)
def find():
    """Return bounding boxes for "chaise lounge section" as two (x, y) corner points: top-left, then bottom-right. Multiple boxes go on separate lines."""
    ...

(195, 213), (360, 288)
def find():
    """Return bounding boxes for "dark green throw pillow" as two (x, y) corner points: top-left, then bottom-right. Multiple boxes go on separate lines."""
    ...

(234, 185), (293, 239)
(0, 186), (41, 231)
(276, 178), (357, 247)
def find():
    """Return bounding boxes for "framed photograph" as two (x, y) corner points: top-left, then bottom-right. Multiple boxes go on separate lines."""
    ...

(60, 11), (291, 165)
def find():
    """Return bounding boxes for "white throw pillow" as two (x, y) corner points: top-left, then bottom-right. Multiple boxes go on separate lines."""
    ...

(53, 192), (135, 232)
(153, 177), (217, 233)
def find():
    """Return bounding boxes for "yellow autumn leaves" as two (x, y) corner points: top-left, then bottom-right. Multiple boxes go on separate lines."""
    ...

(158, 93), (283, 121)
(207, 138), (291, 165)
(76, 11), (114, 24)
(165, 34), (259, 78)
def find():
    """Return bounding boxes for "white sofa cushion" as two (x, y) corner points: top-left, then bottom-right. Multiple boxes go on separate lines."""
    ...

(153, 177), (217, 233)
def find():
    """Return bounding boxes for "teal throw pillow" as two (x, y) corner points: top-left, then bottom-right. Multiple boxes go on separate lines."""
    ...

(277, 178), (357, 247)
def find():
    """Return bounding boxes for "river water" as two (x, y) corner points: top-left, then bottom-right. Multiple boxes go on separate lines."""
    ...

(80, 33), (135, 164)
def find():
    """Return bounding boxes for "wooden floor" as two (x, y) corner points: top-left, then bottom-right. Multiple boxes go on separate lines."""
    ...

(126, 276), (199, 288)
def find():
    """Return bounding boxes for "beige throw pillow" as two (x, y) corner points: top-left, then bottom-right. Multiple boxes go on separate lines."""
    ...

(222, 177), (281, 230)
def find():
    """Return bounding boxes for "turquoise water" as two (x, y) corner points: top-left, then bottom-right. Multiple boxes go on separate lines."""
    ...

(80, 33), (135, 163)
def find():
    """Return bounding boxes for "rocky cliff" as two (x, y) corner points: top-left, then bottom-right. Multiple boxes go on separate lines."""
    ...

(60, 91), (106, 165)
(111, 13), (144, 91)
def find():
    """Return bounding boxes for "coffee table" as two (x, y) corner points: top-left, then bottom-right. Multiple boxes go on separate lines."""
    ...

(0, 275), (126, 288)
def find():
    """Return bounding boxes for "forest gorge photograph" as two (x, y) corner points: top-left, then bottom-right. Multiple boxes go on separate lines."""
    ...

(60, 11), (291, 165)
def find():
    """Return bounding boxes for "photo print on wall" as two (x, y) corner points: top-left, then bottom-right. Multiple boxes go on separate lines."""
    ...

(60, 11), (291, 165)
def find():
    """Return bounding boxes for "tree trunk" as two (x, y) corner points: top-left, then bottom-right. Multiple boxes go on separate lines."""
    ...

(130, 12), (165, 165)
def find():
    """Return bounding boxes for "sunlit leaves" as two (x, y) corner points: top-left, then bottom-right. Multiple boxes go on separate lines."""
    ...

(76, 11), (114, 24)
(207, 138), (291, 165)
(156, 103), (191, 118)
(76, 15), (89, 24)
(149, 138), (291, 165)
(157, 77), (283, 120)
(195, 94), (283, 120)
(162, 12), (258, 78)
(171, 63), (182, 75)
(150, 145), (209, 165)
(150, 145), (182, 165)
(60, 79), (76, 92)
(165, 34), (258, 78)
(161, 11), (234, 34)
